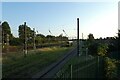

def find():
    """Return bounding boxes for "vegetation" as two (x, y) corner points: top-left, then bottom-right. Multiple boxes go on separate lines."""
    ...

(2, 21), (70, 49)
(2, 47), (73, 78)
(88, 33), (94, 42)
(118, 30), (120, 52)
(1, 21), (73, 78)
(2, 21), (13, 43)
(85, 32), (120, 79)
(87, 33), (109, 56)
(97, 43), (108, 57)
(38, 28), (120, 79)
(105, 57), (118, 79)
(18, 22), (34, 45)
(55, 54), (105, 79)
(1, 21), (70, 54)
(2, 21), (120, 79)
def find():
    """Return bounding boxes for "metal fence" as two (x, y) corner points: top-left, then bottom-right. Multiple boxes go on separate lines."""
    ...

(54, 56), (120, 79)
(54, 56), (97, 79)
(54, 64), (72, 79)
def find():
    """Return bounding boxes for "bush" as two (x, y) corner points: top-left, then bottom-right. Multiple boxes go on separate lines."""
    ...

(87, 42), (98, 56)
(105, 57), (118, 79)
(9, 38), (22, 46)
(97, 43), (108, 57)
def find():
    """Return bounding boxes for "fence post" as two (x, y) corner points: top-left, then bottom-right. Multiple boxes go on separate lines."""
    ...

(97, 56), (100, 78)
(70, 64), (72, 80)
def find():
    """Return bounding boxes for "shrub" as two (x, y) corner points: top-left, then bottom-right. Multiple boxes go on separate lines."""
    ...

(105, 57), (117, 79)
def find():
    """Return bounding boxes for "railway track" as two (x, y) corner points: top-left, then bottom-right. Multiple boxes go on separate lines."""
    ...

(32, 47), (77, 79)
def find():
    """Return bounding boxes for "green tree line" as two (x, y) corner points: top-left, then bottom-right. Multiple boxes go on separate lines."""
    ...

(2, 21), (69, 47)
(86, 32), (120, 79)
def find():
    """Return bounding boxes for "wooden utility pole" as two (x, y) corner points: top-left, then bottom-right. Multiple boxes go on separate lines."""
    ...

(24, 22), (27, 57)
(77, 18), (80, 56)
(33, 28), (36, 50)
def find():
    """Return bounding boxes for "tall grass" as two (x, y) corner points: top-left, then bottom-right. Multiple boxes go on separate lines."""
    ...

(2, 46), (73, 78)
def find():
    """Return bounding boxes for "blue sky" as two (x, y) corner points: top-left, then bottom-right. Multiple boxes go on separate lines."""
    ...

(2, 2), (118, 39)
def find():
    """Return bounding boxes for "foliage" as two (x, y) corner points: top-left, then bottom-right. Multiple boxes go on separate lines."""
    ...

(36, 34), (45, 38)
(18, 23), (34, 45)
(2, 21), (13, 43)
(9, 37), (21, 46)
(46, 35), (56, 42)
(105, 57), (118, 79)
(87, 42), (98, 56)
(87, 33), (94, 43)
(86, 33), (95, 47)
(97, 43), (108, 57)
(2, 21), (11, 35)
(86, 33), (109, 57)
(118, 29), (120, 50)
(1, 21), (69, 48)
(87, 42), (109, 57)
(118, 30), (120, 39)
(35, 34), (46, 45)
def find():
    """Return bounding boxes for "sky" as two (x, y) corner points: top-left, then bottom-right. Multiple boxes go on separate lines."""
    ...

(1, 1), (119, 39)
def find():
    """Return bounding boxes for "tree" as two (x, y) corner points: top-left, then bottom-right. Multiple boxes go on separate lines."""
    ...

(87, 42), (98, 55)
(2, 21), (13, 43)
(46, 35), (55, 42)
(118, 29), (120, 39)
(62, 36), (68, 41)
(88, 33), (94, 41)
(87, 33), (95, 45)
(0, 22), (2, 43)
(57, 34), (63, 42)
(9, 37), (21, 46)
(36, 34), (45, 38)
(118, 30), (120, 47)
(18, 23), (34, 45)
(46, 35), (54, 38)
(36, 34), (46, 45)
(86, 33), (95, 54)
(97, 43), (108, 56)
(118, 30), (120, 59)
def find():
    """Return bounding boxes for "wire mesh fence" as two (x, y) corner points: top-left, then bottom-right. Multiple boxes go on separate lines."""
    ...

(54, 56), (98, 79)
